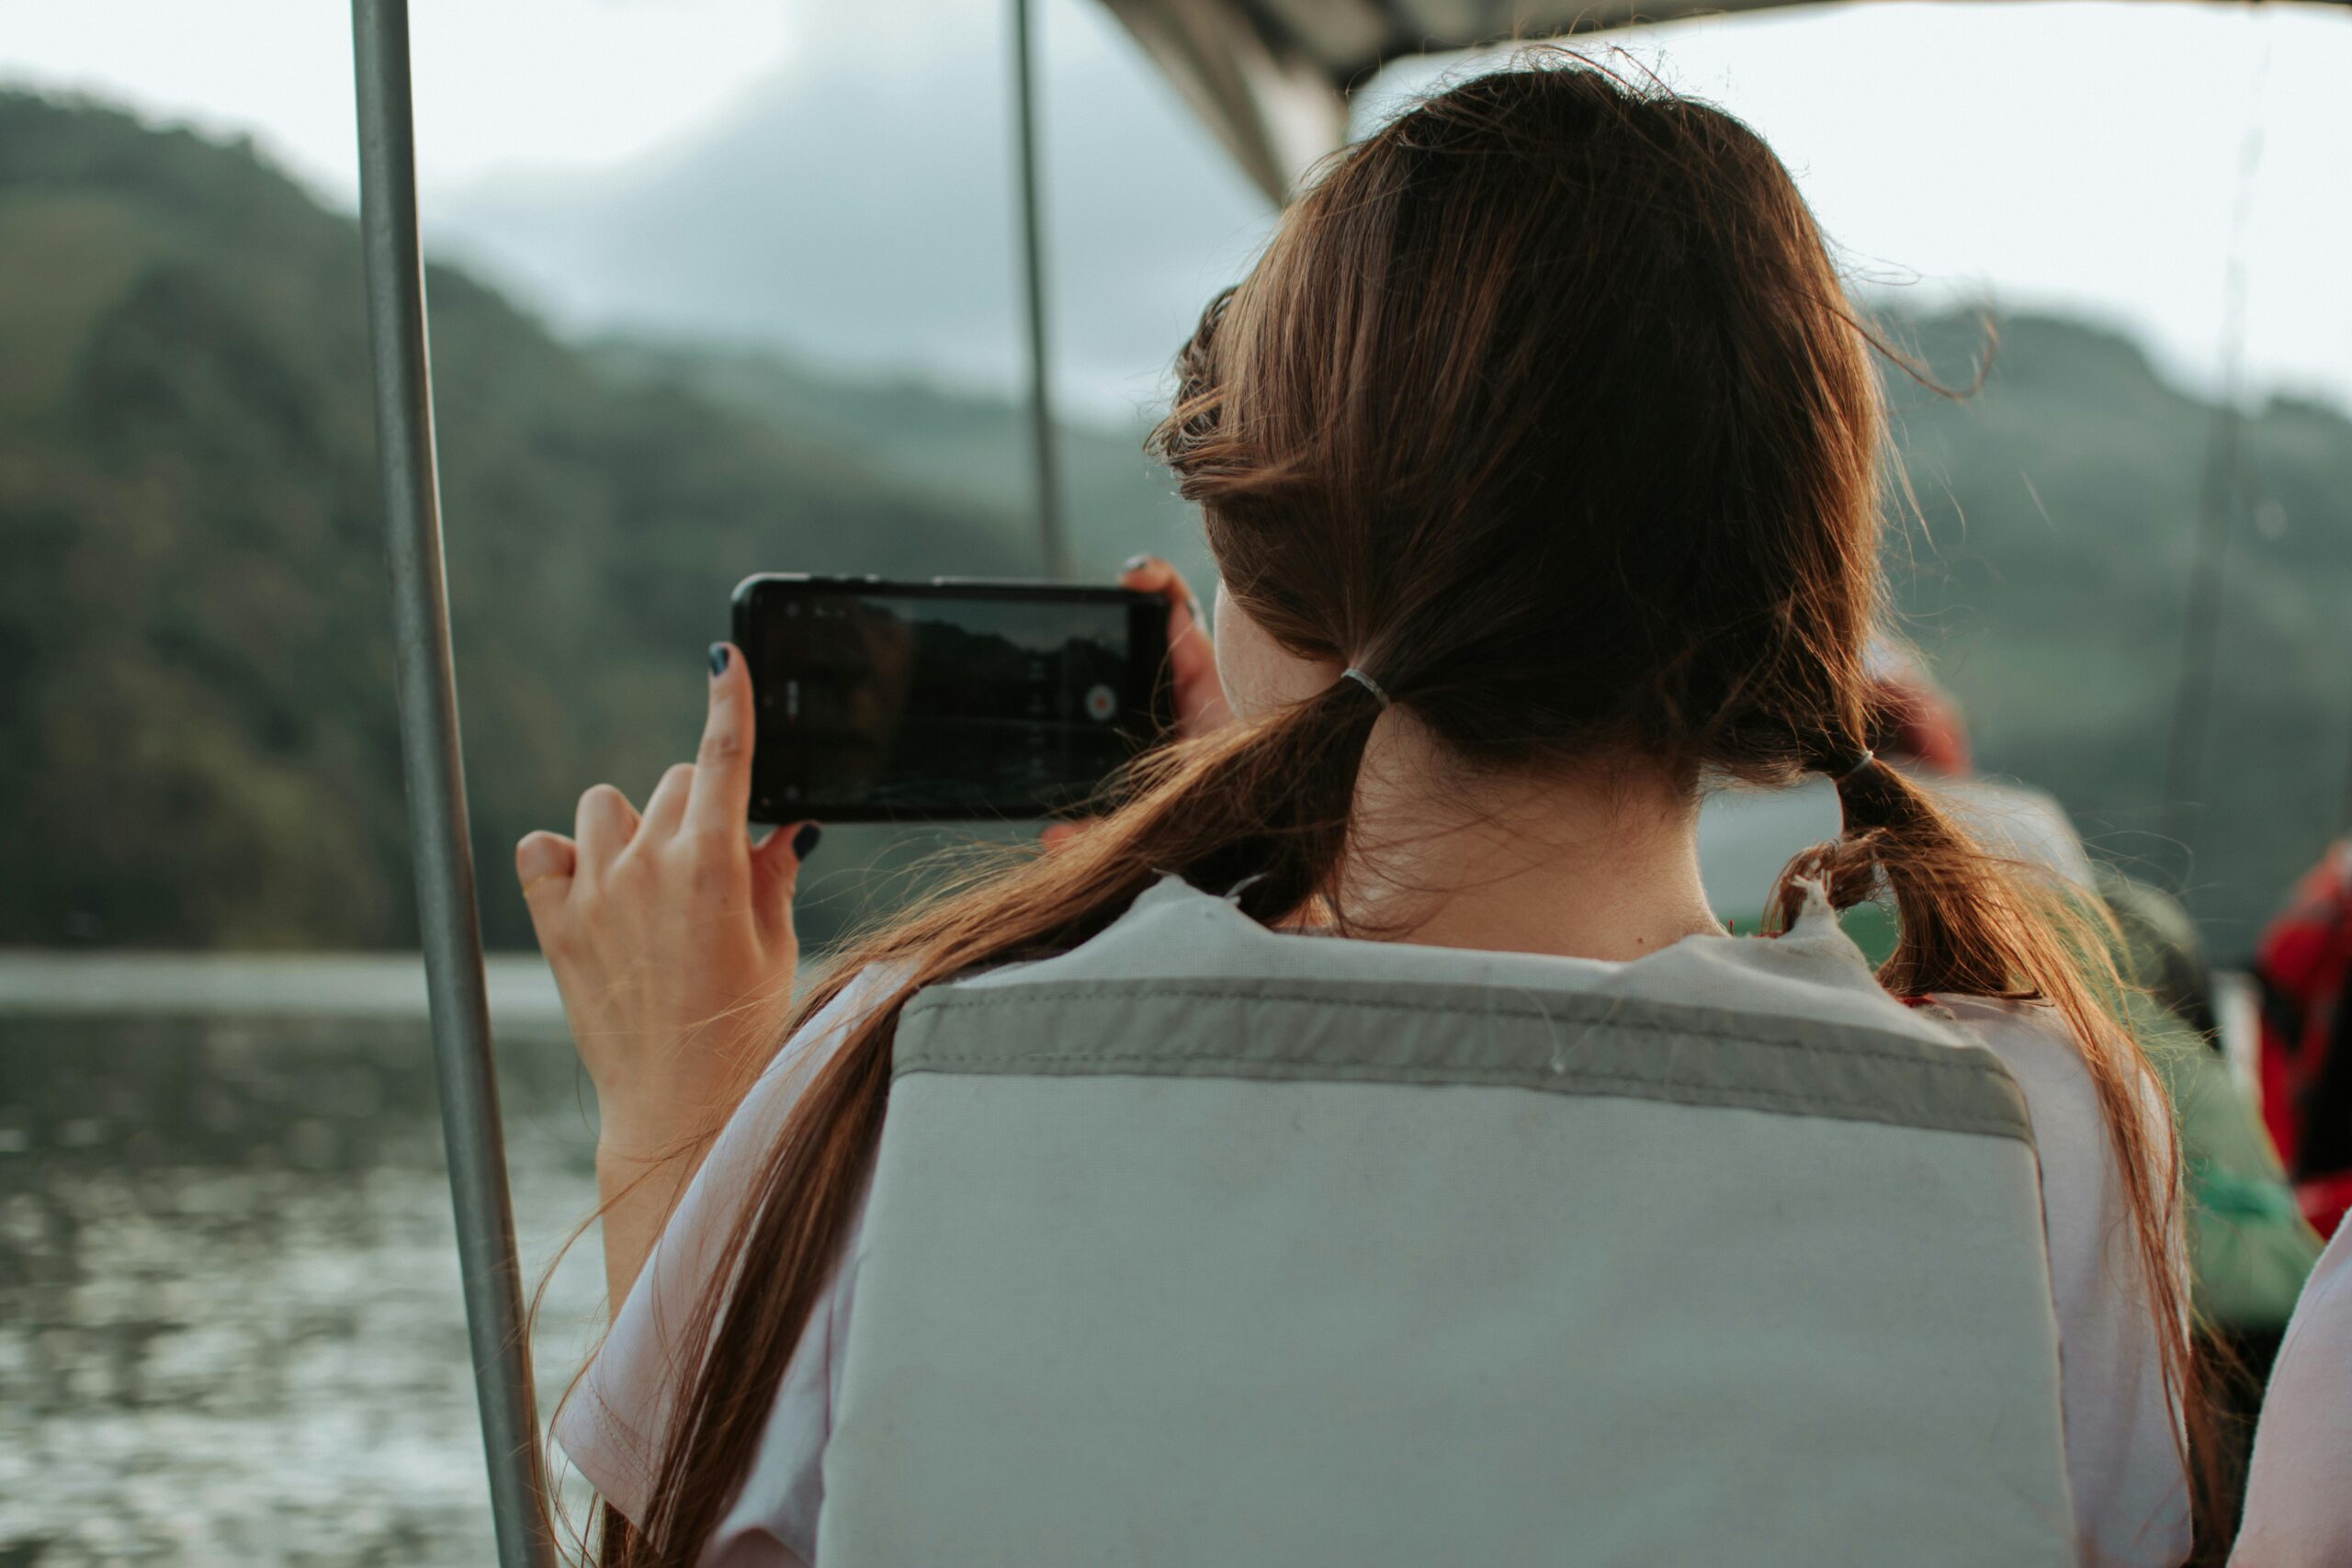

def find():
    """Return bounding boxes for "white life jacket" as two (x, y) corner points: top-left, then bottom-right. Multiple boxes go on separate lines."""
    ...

(812, 875), (2078, 1567)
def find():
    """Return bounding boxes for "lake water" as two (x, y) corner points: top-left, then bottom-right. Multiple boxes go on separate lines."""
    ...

(0, 953), (610, 1566)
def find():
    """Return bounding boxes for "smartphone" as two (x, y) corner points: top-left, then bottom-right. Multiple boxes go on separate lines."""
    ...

(730, 574), (1176, 822)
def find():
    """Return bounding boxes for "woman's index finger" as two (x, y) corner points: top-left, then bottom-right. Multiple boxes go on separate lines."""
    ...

(684, 642), (757, 834)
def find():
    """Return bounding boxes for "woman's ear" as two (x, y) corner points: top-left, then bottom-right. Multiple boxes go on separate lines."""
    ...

(1213, 581), (1340, 720)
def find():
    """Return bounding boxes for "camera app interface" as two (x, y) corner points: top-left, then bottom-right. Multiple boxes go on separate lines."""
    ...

(753, 592), (1140, 816)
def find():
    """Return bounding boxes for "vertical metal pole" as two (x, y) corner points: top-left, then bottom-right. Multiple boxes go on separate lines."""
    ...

(2339, 705), (2352, 837)
(350, 6), (555, 1565)
(2158, 49), (2267, 899)
(2158, 405), (2240, 888)
(1010, 0), (1071, 580)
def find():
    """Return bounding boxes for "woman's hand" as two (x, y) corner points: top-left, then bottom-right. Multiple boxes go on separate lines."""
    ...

(1123, 554), (1231, 738)
(514, 644), (813, 1303)
(1044, 556), (1229, 852)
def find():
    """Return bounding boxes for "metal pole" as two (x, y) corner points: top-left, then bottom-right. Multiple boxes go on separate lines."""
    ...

(2339, 701), (2352, 837)
(2158, 403), (2240, 888)
(2158, 48), (2267, 899)
(350, 6), (555, 1564)
(1010, 0), (1071, 580)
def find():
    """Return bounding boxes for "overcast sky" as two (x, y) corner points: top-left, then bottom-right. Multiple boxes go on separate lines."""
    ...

(3, 0), (2346, 422)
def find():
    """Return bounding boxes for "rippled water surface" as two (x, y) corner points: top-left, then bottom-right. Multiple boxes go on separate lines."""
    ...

(1, 987), (609, 1565)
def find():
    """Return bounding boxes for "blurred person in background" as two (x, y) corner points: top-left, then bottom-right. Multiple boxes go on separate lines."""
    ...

(2229, 841), (2352, 1562)
(2253, 842), (2352, 1238)
(2231, 1171), (2352, 1564)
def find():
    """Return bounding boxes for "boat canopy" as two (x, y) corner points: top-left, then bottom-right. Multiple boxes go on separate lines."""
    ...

(1095, 0), (2339, 201)
(1096, 0), (1852, 198)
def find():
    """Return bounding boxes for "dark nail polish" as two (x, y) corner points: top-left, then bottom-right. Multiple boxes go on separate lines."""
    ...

(791, 823), (822, 862)
(1122, 553), (1150, 573)
(707, 643), (729, 677)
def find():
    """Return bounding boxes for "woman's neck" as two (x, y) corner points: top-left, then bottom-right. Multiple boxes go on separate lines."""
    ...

(1328, 714), (1724, 963)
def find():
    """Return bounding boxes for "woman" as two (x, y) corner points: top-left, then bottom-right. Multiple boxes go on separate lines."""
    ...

(516, 60), (2209, 1566)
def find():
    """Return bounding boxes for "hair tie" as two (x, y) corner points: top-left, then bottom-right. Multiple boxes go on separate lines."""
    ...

(1339, 667), (1391, 709)
(1826, 748), (1877, 784)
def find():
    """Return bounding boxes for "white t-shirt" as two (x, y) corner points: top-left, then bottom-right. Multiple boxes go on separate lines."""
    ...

(555, 874), (2192, 1567)
(2233, 1208), (2352, 1564)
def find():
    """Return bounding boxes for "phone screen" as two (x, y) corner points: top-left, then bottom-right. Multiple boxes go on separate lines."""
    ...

(736, 578), (1170, 821)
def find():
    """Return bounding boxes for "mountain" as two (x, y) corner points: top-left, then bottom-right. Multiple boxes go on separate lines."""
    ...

(580, 336), (1210, 589)
(2, 89), (2346, 958)
(0, 90), (1032, 953)
(425, 0), (1272, 417)
(1880, 310), (2352, 950)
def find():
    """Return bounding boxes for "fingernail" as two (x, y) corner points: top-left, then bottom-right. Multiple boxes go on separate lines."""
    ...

(707, 643), (729, 678)
(1122, 553), (1150, 573)
(791, 823), (822, 862)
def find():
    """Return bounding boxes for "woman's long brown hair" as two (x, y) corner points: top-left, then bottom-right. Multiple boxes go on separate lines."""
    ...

(593, 56), (2219, 1562)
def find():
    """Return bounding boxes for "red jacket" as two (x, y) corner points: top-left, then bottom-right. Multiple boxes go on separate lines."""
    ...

(2256, 842), (2352, 1235)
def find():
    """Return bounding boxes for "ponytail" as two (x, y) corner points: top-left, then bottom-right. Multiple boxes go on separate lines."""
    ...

(1770, 750), (2050, 998)
(1770, 753), (2225, 1550)
(601, 675), (1389, 1565)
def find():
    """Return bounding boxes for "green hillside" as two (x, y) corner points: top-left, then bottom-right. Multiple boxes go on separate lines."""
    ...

(582, 338), (1212, 589)
(1883, 311), (2352, 951)
(0, 91), (1028, 953)
(1, 90), (2344, 957)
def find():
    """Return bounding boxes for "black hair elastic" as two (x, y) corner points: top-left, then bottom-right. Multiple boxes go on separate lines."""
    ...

(1340, 667), (1392, 709)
